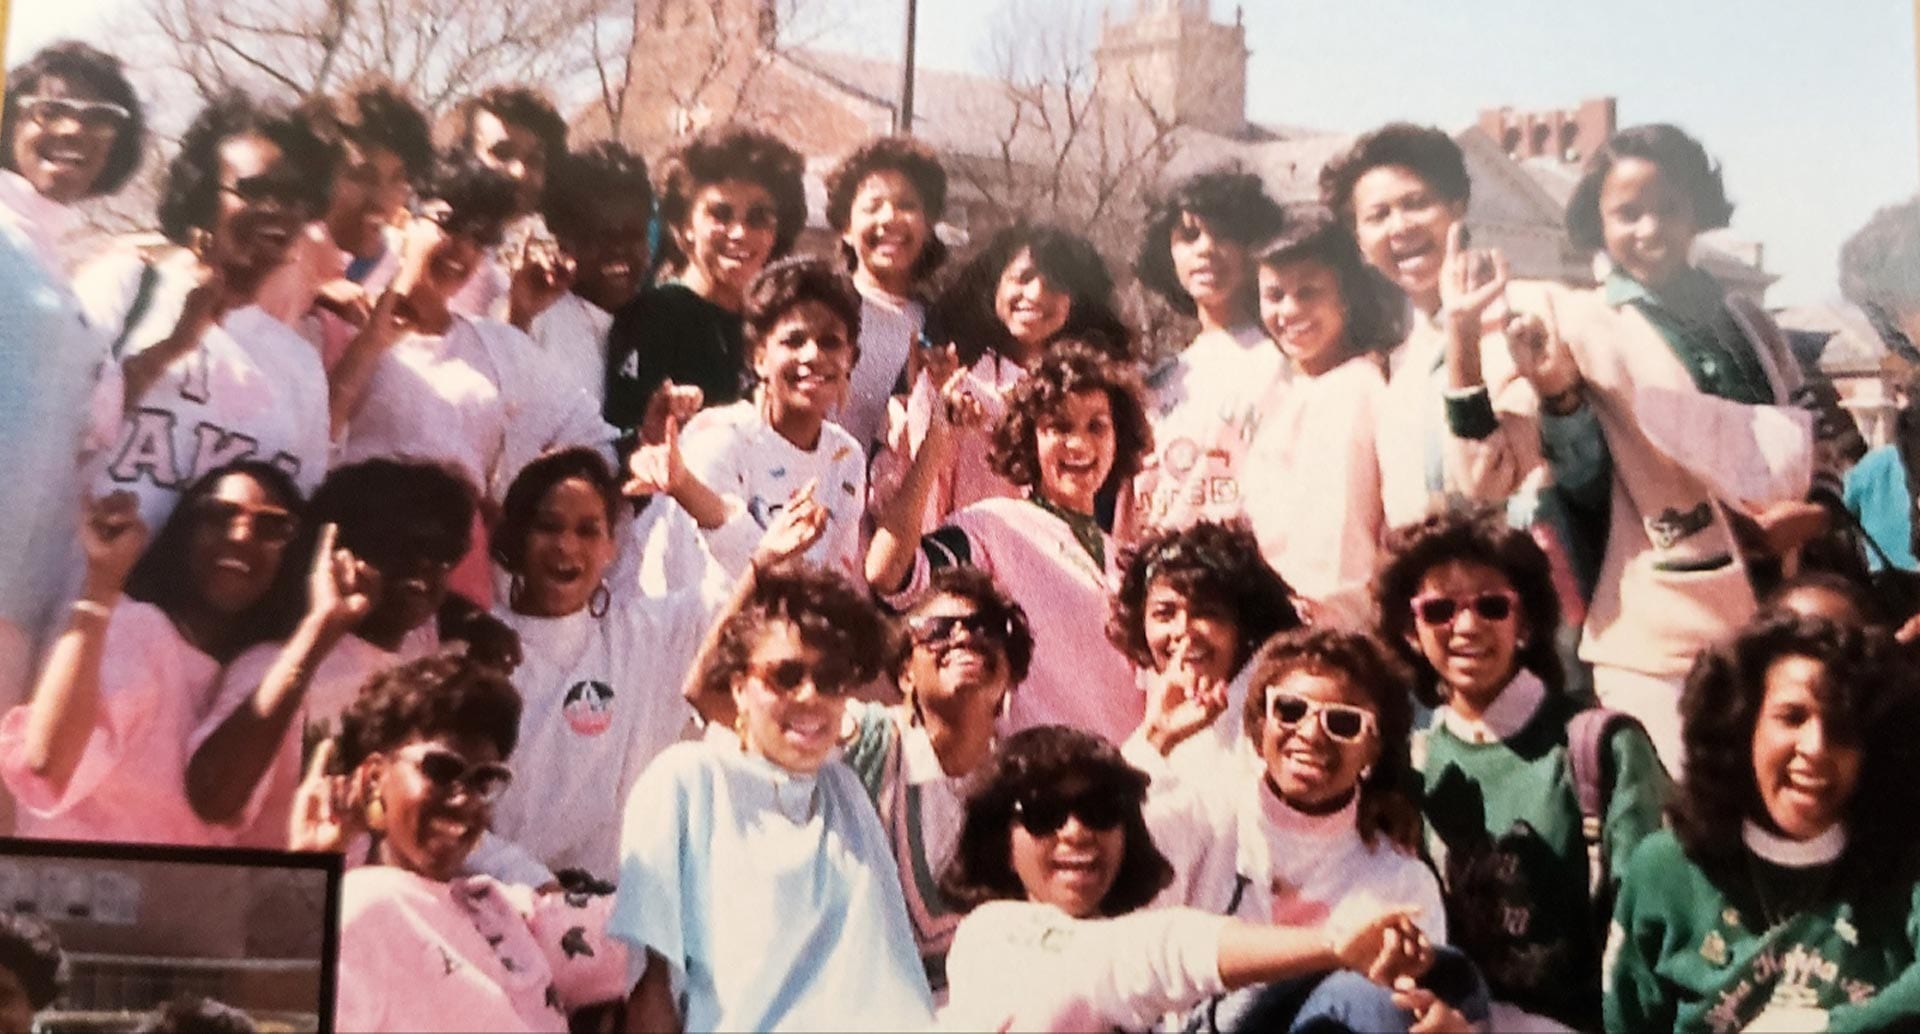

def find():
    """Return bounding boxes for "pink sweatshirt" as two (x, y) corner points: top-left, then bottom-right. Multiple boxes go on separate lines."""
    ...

(868, 354), (1027, 530)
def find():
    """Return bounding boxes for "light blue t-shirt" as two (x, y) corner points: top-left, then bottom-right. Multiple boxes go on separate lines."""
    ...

(1844, 444), (1918, 571)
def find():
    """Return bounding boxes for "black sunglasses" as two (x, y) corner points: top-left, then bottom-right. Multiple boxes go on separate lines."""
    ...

(1410, 591), (1519, 627)
(907, 612), (1013, 648)
(400, 745), (513, 804)
(219, 172), (314, 213)
(1012, 787), (1130, 837)
(748, 657), (858, 698)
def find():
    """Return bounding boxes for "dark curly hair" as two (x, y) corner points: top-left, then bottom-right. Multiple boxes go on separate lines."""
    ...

(1134, 165), (1286, 319)
(1763, 570), (1890, 630)
(134, 996), (257, 1034)
(929, 223), (1133, 368)
(491, 446), (620, 576)
(989, 338), (1153, 500)
(939, 725), (1173, 916)
(123, 460), (307, 658)
(302, 78), (433, 184)
(688, 560), (894, 705)
(656, 123), (807, 271)
(1672, 614), (1920, 892)
(1565, 123), (1734, 256)
(1254, 206), (1410, 355)
(1372, 505), (1564, 708)
(450, 85), (566, 175)
(1239, 628), (1419, 850)
(1108, 519), (1301, 674)
(889, 565), (1036, 686)
(0, 911), (66, 1011)
(2, 40), (145, 197)
(156, 91), (336, 246)
(333, 650), (523, 772)
(743, 255), (865, 353)
(1839, 195), (1920, 314)
(543, 140), (653, 248)
(824, 135), (950, 281)
(419, 153), (519, 246)
(1320, 122), (1470, 224)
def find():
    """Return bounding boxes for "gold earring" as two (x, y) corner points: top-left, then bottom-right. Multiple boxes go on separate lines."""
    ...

(365, 793), (387, 832)
(733, 711), (748, 751)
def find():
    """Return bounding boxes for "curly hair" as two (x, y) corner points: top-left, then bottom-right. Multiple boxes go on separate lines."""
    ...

(1133, 164), (1286, 319)
(1763, 570), (1890, 630)
(490, 446), (621, 576)
(302, 78), (433, 184)
(1108, 519), (1301, 673)
(419, 153), (519, 245)
(0, 911), (66, 1011)
(688, 560), (894, 704)
(1565, 123), (1734, 255)
(824, 135), (950, 281)
(1319, 122), (1470, 224)
(542, 140), (652, 247)
(1672, 613), (1920, 892)
(1839, 195), (1920, 314)
(156, 91), (337, 246)
(333, 651), (523, 772)
(939, 725), (1173, 916)
(1372, 505), (1564, 707)
(1254, 206), (1410, 355)
(743, 255), (865, 352)
(450, 85), (566, 172)
(989, 338), (1153, 499)
(123, 460), (307, 655)
(134, 996), (257, 1034)
(1239, 628), (1419, 850)
(889, 565), (1036, 686)
(656, 123), (807, 270)
(929, 223), (1133, 367)
(2, 40), (145, 197)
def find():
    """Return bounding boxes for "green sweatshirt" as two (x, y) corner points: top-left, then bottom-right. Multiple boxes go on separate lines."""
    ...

(1418, 687), (1670, 1029)
(1605, 830), (1920, 1032)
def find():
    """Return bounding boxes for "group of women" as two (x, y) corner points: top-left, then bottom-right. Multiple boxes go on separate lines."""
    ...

(1, 32), (1918, 1034)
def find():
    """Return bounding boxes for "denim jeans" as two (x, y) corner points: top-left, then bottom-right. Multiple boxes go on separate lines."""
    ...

(1184, 946), (1490, 1034)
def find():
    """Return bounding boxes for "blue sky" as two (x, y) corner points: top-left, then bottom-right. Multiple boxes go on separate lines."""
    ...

(12, 0), (1916, 305)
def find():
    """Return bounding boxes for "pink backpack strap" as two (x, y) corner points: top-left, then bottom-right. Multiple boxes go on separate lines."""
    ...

(1566, 707), (1641, 901)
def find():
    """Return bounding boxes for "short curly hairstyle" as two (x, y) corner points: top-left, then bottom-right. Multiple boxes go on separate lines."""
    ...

(824, 135), (950, 281)
(490, 446), (621, 577)
(302, 78), (433, 184)
(1133, 164), (1286, 319)
(1672, 614), (1920, 892)
(2, 40), (146, 197)
(743, 254), (865, 354)
(419, 153), (519, 245)
(929, 223), (1133, 367)
(939, 725), (1173, 917)
(1372, 504), (1564, 707)
(1839, 195), (1920, 314)
(889, 565), (1036, 687)
(1254, 206), (1409, 355)
(688, 560), (895, 705)
(333, 651), (523, 772)
(1320, 122), (1470, 224)
(656, 123), (807, 271)
(156, 92), (336, 246)
(0, 912), (66, 1012)
(1565, 123), (1734, 255)
(1239, 628), (1419, 850)
(990, 338), (1153, 499)
(1107, 519), (1301, 674)
(542, 140), (652, 248)
(449, 85), (567, 172)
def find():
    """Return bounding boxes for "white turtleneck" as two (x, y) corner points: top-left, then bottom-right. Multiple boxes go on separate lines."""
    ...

(1741, 819), (1846, 869)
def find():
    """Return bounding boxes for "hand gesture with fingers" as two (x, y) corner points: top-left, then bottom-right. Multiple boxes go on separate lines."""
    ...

(1437, 224), (1510, 336)
(924, 368), (983, 460)
(507, 236), (575, 327)
(1391, 978), (1476, 1034)
(314, 279), (374, 327)
(289, 738), (362, 853)
(641, 379), (705, 446)
(753, 479), (829, 568)
(1505, 290), (1583, 406)
(1142, 640), (1229, 756)
(623, 415), (689, 499)
(1330, 908), (1427, 980)
(79, 491), (148, 592)
(308, 523), (379, 637)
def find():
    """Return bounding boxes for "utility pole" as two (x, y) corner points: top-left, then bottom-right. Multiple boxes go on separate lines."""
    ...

(897, 0), (919, 135)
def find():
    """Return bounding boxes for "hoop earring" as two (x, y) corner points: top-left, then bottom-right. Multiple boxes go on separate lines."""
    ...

(507, 574), (526, 612)
(589, 581), (611, 618)
(1358, 765), (1374, 782)
(733, 711), (748, 752)
(365, 792), (387, 832)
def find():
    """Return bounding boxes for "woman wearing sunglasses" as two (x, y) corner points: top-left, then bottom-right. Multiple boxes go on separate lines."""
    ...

(318, 652), (633, 1032)
(1375, 505), (1668, 1031)
(616, 560), (935, 1031)
(0, 462), (329, 845)
(1110, 519), (1302, 785)
(937, 723), (1435, 1032)
(73, 93), (334, 537)
(0, 41), (148, 715)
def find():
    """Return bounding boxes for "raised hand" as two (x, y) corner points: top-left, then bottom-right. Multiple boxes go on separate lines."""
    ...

(1437, 223), (1510, 335)
(313, 278), (374, 327)
(623, 414), (688, 499)
(1141, 640), (1229, 756)
(507, 235), (576, 328)
(1505, 289), (1583, 405)
(308, 523), (379, 637)
(641, 379), (705, 446)
(753, 478), (829, 568)
(78, 491), (148, 592)
(288, 738), (361, 853)
(391, 210), (448, 297)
